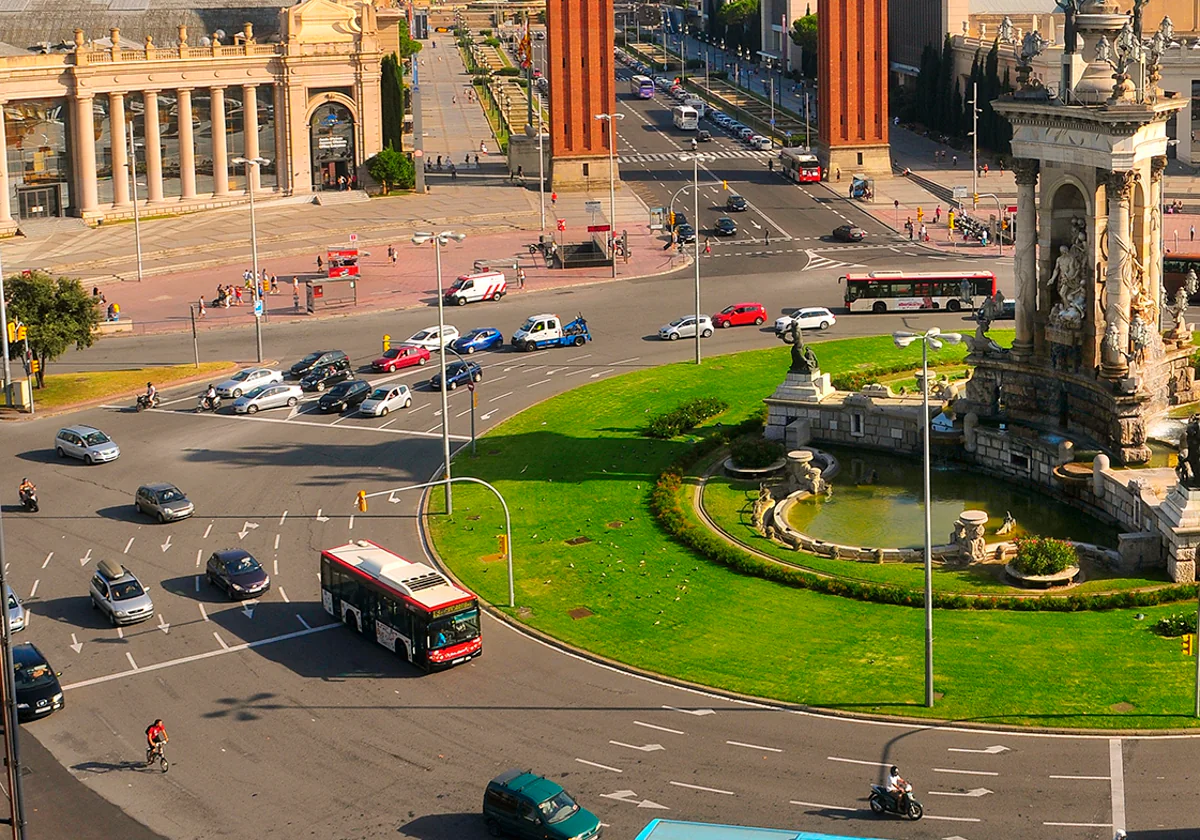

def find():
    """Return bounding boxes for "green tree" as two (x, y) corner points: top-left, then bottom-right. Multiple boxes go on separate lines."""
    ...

(935, 34), (954, 135)
(4, 271), (100, 387)
(381, 53), (404, 152)
(366, 143), (415, 194)
(789, 13), (817, 78)
(395, 17), (422, 62)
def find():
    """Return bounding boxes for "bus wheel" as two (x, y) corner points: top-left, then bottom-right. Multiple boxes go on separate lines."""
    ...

(343, 611), (360, 633)
(872, 301), (887, 314)
(948, 299), (961, 312)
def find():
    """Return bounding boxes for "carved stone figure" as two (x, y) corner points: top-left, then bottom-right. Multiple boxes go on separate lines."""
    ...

(996, 510), (1017, 536)
(1048, 243), (1086, 330)
(1179, 416), (1200, 489)
(788, 321), (820, 375)
(750, 482), (775, 534)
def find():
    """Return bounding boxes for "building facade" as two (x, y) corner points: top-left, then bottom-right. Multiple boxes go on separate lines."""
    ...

(817, 0), (890, 176)
(0, 0), (389, 234)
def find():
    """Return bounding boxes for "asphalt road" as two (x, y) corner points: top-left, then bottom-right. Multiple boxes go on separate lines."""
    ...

(1, 72), (1194, 840)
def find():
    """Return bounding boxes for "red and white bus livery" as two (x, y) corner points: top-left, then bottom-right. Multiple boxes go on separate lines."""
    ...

(779, 148), (822, 183)
(320, 540), (482, 670)
(842, 269), (997, 313)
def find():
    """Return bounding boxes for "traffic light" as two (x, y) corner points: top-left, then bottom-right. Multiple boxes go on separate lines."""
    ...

(722, 180), (728, 190)
(17, 325), (26, 341)
(973, 193), (980, 209)
(356, 490), (368, 512)
(916, 207), (924, 222)
(498, 534), (509, 555)
(1184, 634), (1195, 656)
(5, 322), (13, 343)
(669, 211), (676, 226)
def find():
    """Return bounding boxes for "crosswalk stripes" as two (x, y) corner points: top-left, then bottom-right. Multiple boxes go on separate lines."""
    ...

(802, 249), (866, 272)
(616, 149), (774, 164)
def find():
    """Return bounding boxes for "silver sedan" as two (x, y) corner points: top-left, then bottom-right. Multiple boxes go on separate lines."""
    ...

(216, 366), (284, 398)
(232, 383), (303, 414)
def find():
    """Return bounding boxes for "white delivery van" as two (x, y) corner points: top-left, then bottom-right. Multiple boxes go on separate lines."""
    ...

(443, 270), (508, 305)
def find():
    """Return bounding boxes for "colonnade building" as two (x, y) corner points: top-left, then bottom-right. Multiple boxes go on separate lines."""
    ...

(0, 0), (404, 235)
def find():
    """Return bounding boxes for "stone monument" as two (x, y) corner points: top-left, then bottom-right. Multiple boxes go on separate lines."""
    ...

(768, 322), (834, 405)
(1158, 415), (1200, 582)
(969, 1), (1198, 464)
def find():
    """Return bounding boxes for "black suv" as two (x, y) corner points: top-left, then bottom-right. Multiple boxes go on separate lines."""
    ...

(301, 361), (352, 392)
(317, 379), (371, 412)
(726, 194), (748, 212)
(289, 350), (349, 379)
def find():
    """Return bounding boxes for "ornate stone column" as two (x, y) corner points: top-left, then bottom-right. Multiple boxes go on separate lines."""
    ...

(0, 102), (11, 224)
(1150, 156), (1167, 314)
(242, 84), (260, 192)
(109, 92), (130, 207)
(1012, 158), (1039, 361)
(177, 88), (196, 199)
(1101, 169), (1135, 378)
(211, 86), (228, 195)
(142, 90), (164, 203)
(73, 94), (100, 213)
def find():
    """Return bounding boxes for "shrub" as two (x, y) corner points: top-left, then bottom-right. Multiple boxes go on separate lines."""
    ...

(1011, 537), (1078, 576)
(480, 28), (492, 36)
(729, 437), (784, 469)
(483, 36), (501, 47)
(1153, 611), (1197, 637)
(644, 397), (729, 439)
(495, 65), (522, 76)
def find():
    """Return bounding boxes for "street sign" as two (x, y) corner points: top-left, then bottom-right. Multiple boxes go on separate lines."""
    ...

(413, 149), (423, 158)
(952, 185), (968, 199)
(1006, 205), (1018, 215)
(349, 233), (358, 242)
(254, 299), (264, 317)
(557, 219), (566, 231)
(584, 200), (603, 214)
(588, 224), (611, 232)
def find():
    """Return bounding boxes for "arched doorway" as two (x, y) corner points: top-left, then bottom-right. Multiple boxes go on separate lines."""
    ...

(310, 102), (356, 190)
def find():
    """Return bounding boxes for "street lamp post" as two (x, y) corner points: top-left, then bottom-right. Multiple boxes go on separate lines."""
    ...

(232, 156), (270, 363)
(681, 153), (708, 364)
(128, 131), (144, 284)
(594, 113), (624, 278)
(538, 106), (546, 233)
(892, 326), (962, 708)
(413, 231), (467, 515)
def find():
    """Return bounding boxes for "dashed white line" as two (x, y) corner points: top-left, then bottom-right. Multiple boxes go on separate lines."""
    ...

(633, 721), (685, 734)
(1110, 738), (1126, 835)
(195, 549), (203, 568)
(194, 575), (200, 592)
(575, 759), (622, 773)
(274, 533), (280, 551)
(125, 652), (138, 670)
(790, 800), (856, 812)
(124, 537), (134, 554)
(296, 614), (311, 629)
(564, 368), (595, 377)
(348, 515), (355, 530)
(273, 559), (279, 576)
(527, 378), (552, 388)
(41, 553), (52, 569)
(116, 626), (124, 639)
(827, 756), (891, 768)
(213, 631), (230, 649)
(278, 587), (290, 603)
(1050, 774), (1110, 780)
(669, 781), (734, 795)
(934, 768), (999, 776)
(279, 510), (288, 525)
(198, 603), (209, 622)
(1044, 822), (1112, 828)
(924, 815), (982, 823)
(489, 391), (514, 402)
(28, 580), (38, 599)
(610, 357), (640, 366)
(380, 418), (399, 428)
(727, 740), (782, 753)
(567, 353), (592, 361)
(203, 522), (213, 539)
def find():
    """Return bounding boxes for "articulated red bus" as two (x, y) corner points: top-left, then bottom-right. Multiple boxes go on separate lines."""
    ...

(842, 269), (998, 313)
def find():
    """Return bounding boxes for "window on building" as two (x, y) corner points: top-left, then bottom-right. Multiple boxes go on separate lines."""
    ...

(583, 163), (589, 177)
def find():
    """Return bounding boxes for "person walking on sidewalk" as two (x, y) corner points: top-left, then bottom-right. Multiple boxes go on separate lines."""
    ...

(905, 217), (914, 240)
(316, 254), (324, 272)
(197, 297), (206, 319)
(952, 154), (958, 167)
(517, 267), (526, 289)
(517, 165), (524, 183)
(234, 286), (243, 306)
(935, 205), (942, 225)
(919, 223), (927, 242)
(1192, 224), (1196, 242)
(450, 162), (457, 181)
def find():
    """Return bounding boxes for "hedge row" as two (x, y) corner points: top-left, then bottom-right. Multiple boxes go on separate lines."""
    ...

(649, 432), (1200, 612)
(644, 397), (729, 439)
(830, 361), (961, 393)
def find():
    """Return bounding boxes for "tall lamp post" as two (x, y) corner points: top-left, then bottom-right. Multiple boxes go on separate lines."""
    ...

(892, 326), (962, 708)
(232, 156), (270, 363)
(413, 231), (466, 515)
(594, 112), (624, 278)
(680, 152), (709, 364)
(128, 133), (145, 284)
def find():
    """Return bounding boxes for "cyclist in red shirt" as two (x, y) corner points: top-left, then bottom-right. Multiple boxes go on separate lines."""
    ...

(146, 719), (168, 751)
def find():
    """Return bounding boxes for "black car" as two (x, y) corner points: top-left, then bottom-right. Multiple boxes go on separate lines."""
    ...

(289, 349), (349, 379)
(300, 363), (352, 392)
(206, 549), (271, 600)
(12, 643), (63, 721)
(832, 224), (867, 242)
(675, 223), (696, 244)
(697, 129), (712, 142)
(726, 194), (748, 212)
(672, 212), (688, 229)
(714, 217), (737, 237)
(430, 360), (483, 391)
(317, 379), (371, 412)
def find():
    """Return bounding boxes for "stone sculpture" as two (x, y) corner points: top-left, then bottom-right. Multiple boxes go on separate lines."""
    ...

(996, 510), (1017, 535)
(1178, 416), (1200, 489)
(950, 513), (988, 564)
(1048, 244), (1087, 330)
(750, 483), (774, 534)
(788, 321), (820, 375)
(1169, 285), (1192, 338)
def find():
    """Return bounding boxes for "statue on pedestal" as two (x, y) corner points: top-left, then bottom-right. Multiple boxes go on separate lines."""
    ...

(1177, 416), (1200, 489)
(787, 321), (819, 375)
(1048, 243), (1086, 330)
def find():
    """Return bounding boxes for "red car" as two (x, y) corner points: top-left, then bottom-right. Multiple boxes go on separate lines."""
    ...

(712, 302), (767, 328)
(371, 345), (430, 372)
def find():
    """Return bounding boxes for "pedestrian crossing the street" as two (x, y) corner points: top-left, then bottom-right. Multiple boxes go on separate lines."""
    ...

(617, 149), (774, 164)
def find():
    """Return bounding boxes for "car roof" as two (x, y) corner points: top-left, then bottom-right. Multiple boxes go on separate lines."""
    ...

(213, 549), (252, 563)
(491, 769), (564, 801)
(60, 424), (102, 435)
(733, 302), (763, 307)
(140, 482), (178, 492)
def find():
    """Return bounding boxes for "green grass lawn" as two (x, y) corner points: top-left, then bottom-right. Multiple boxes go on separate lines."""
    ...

(429, 335), (1200, 727)
(31, 362), (236, 411)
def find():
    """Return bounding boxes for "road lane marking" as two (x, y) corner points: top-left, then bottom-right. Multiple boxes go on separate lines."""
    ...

(116, 627), (123, 639)
(124, 538), (134, 554)
(29, 580), (38, 599)
(278, 587), (289, 603)
(726, 740), (782, 753)
(41, 553), (52, 569)
(489, 391), (514, 402)
(633, 721), (684, 734)
(609, 741), (664, 752)
(125, 652), (138, 670)
(213, 632), (229, 650)
(527, 378), (552, 388)
(1110, 738), (1126, 834)
(279, 511), (288, 525)
(567, 353), (592, 361)
(196, 549), (203, 568)
(923, 815), (982, 823)
(146, 406), (469, 440)
(198, 604), (208, 621)
(1044, 822), (1112, 828)
(610, 357), (640, 366)
(348, 515), (354, 530)
(297, 614), (311, 629)
(1050, 774), (1110, 780)
(274, 533), (280, 551)
(669, 781), (734, 795)
(934, 768), (999, 776)
(575, 759), (622, 773)
(661, 705), (715, 716)
(790, 800), (856, 812)
(564, 368), (595, 377)
(827, 756), (891, 768)
(194, 575), (200, 592)
(203, 522), (213, 539)
(273, 559), (279, 575)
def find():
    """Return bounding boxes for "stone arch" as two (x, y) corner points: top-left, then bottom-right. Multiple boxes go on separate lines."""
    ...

(307, 96), (358, 190)
(306, 92), (358, 121)
(1040, 178), (1091, 316)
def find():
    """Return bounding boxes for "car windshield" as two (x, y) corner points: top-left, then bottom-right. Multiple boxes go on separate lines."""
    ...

(382, 348), (400, 359)
(155, 487), (184, 503)
(669, 317), (692, 327)
(232, 369), (252, 382)
(298, 352), (321, 366)
(328, 383), (351, 397)
(518, 318), (538, 332)
(411, 330), (433, 341)
(538, 791), (580, 824)
(82, 431), (111, 446)
(468, 329), (489, 339)
(13, 660), (55, 689)
(428, 608), (480, 650)
(225, 555), (261, 575)
(448, 363), (467, 375)
(243, 385), (267, 399)
(369, 388), (391, 400)
(110, 579), (145, 600)
(6, 593), (16, 610)
(720, 306), (736, 314)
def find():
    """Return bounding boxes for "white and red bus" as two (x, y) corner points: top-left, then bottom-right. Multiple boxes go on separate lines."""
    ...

(320, 540), (482, 670)
(842, 269), (997, 313)
(779, 148), (822, 183)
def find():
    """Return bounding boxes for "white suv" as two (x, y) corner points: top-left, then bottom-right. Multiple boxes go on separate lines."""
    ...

(775, 307), (836, 336)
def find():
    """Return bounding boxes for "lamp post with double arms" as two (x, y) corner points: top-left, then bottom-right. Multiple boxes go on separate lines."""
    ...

(892, 326), (962, 708)
(680, 152), (709, 364)
(594, 113), (624, 277)
(232, 156), (270, 363)
(413, 231), (467, 515)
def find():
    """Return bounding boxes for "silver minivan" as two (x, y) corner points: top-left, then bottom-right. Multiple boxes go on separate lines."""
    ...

(55, 425), (120, 464)
(6, 586), (25, 633)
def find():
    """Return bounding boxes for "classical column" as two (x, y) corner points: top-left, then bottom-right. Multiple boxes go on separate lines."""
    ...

(0, 102), (11, 223)
(73, 93), (100, 213)
(1101, 169), (1136, 378)
(1150, 156), (1167, 319)
(142, 90), (164, 202)
(242, 84), (260, 192)
(211, 86), (228, 195)
(177, 88), (196, 199)
(109, 92), (130, 207)
(1011, 158), (1039, 361)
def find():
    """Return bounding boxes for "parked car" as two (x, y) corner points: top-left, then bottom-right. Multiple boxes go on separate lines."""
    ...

(289, 350), (349, 380)
(659, 315), (714, 341)
(233, 383), (303, 414)
(206, 549), (271, 600)
(452, 327), (504, 354)
(301, 364), (352, 392)
(483, 769), (601, 840)
(359, 384), (413, 417)
(405, 325), (461, 350)
(775, 306), (837, 336)
(89, 559), (155, 625)
(317, 379), (371, 412)
(738, 127), (755, 142)
(713, 217), (737, 237)
(12, 644), (63, 721)
(215, 367), (284, 398)
(54, 425), (120, 464)
(750, 135), (773, 150)
(712, 302), (767, 328)
(832, 224), (867, 242)
(134, 482), (194, 522)
(7, 585), (25, 634)
(675, 223), (696, 244)
(430, 360), (483, 391)
(372, 345), (431, 372)
(726, 194), (748, 212)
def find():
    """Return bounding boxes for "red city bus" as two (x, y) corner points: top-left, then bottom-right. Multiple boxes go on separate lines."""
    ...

(1163, 251), (1200, 301)
(326, 248), (359, 278)
(779, 148), (822, 183)
(842, 269), (997, 313)
(320, 540), (482, 670)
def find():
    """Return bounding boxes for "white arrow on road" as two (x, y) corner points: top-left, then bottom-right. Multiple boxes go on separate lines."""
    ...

(947, 745), (1009, 755)
(79, 549), (92, 567)
(480, 411), (497, 421)
(315, 509), (330, 523)
(662, 705), (715, 716)
(599, 791), (669, 810)
(238, 520), (260, 539)
(242, 600), (257, 619)
(927, 788), (993, 798)
(388, 491), (401, 504)
(160, 535), (172, 553)
(589, 370), (614, 379)
(69, 633), (83, 654)
(608, 741), (664, 752)
(157, 614), (170, 634)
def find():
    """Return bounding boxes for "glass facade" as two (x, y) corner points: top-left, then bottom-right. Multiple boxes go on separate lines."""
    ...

(257, 85), (278, 189)
(4, 98), (72, 216)
(193, 91), (216, 196)
(95, 96), (121, 206)
(310, 102), (356, 191)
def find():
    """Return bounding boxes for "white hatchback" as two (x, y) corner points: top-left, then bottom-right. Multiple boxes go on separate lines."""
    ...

(659, 315), (714, 341)
(404, 325), (460, 350)
(359, 384), (413, 417)
(216, 366), (284, 398)
(775, 306), (836, 336)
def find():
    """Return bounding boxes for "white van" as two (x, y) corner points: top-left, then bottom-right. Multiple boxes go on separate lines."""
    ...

(443, 270), (508, 306)
(683, 98), (707, 118)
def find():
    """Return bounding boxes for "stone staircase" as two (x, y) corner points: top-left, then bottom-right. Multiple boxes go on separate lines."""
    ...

(314, 189), (370, 207)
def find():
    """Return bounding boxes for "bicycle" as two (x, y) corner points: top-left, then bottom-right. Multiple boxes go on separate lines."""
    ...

(146, 742), (169, 773)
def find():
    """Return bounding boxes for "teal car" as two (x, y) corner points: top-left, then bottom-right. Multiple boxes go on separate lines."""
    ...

(483, 769), (601, 840)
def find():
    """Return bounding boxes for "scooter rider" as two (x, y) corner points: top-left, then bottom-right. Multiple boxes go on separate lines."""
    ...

(145, 381), (158, 405)
(18, 477), (35, 500)
(202, 384), (218, 410)
(886, 765), (907, 803)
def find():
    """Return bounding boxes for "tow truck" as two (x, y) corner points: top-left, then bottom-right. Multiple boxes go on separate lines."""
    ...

(511, 313), (591, 352)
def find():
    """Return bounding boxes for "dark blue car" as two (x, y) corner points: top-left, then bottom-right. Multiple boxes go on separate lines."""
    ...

(430, 360), (483, 391)
(452, 327), (504, 355)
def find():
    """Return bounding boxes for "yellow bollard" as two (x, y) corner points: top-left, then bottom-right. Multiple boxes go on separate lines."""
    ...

(382, 334), (391, 352)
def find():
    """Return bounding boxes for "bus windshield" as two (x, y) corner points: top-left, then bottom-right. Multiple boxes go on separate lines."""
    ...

(428, 608), (480, 650)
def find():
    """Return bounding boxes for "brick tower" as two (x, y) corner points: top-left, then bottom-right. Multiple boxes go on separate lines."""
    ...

(817, 0), (890, 178)
(547, 0), (617, 191)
